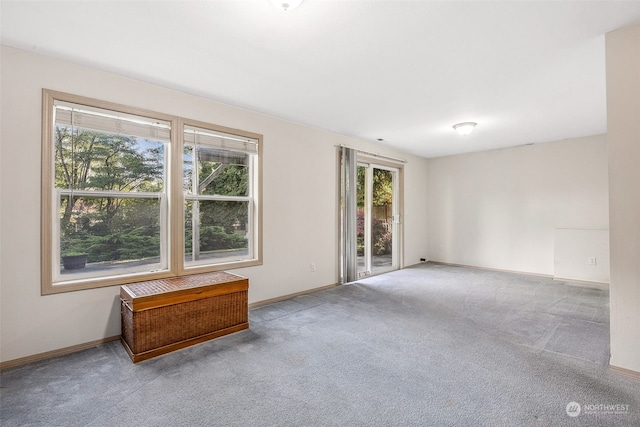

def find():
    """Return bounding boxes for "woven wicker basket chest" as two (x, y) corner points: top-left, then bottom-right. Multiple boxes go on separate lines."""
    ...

(120, 271), (249, 363)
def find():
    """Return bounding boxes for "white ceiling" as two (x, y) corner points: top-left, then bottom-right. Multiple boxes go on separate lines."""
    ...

(2, 1), (640, 158)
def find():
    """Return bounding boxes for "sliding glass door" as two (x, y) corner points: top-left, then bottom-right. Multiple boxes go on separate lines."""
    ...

(340, 147), (402, 283)
(356, 163), (399, 278)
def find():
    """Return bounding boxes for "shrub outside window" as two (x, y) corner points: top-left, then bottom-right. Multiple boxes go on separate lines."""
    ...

(42, 90), (262, 294)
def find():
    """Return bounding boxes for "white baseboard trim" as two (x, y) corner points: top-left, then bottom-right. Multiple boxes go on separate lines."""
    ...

(553, 276), (609, 288)
(427, 260), (554, 279)
(428, 261), (611, 288)
(249, 283), (340, 309)
(609, 365), (640, 381)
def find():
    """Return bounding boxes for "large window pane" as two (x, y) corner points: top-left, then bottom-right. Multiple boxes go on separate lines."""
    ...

(58, 196), (163, 280)
(185, 200), (250, 265)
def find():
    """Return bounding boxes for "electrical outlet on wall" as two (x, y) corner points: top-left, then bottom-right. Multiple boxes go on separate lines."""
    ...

(310, 263), (316, 272)
(588, 257), (597, 266)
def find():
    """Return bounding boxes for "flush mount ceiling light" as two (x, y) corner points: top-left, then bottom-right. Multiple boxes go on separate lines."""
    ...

(453, 122), (477, 136)
(270, 0), (303, 11)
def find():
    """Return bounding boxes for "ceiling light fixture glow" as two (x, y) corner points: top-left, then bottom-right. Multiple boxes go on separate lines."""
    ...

(270, 0), (303, 12)
(453, 122), (477, 136)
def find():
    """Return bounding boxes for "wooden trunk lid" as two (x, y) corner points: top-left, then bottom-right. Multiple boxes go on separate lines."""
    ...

(120, 271), (248, 312)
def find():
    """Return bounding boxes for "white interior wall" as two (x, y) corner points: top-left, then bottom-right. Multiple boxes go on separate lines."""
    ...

(426, 135), (609, 276)
(0, 46), (429, 363)
(606, 24), (640, 374)
(553, 228), (609, 284)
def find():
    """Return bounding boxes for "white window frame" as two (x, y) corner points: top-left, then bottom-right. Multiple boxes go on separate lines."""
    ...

(41, 90), (262, 294)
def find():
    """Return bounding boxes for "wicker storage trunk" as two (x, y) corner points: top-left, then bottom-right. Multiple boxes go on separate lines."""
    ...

(120, 271), (249, 363)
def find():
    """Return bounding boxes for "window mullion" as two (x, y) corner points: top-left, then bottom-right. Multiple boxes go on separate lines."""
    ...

(159, 193), (168, 271)
(171, 117), (185, 275)
(52, 189), (62, 281)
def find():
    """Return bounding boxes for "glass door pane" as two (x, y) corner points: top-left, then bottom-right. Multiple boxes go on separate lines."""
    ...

(356, 164), (397, 278)
(371, 167), (395, 274)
